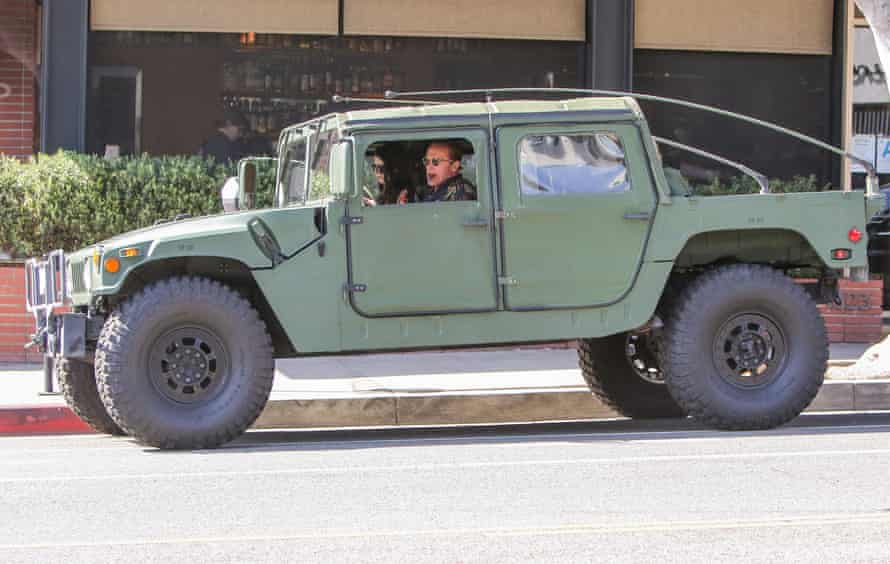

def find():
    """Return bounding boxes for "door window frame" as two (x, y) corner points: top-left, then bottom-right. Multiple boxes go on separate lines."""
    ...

(343, 127), (501, 318)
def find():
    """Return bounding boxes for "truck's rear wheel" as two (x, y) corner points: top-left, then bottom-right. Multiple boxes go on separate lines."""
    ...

(95, 276), (275, 449)
(57, 357), (125, 435)
(660, 264), (827, 430)
(578, 333), (686, 418)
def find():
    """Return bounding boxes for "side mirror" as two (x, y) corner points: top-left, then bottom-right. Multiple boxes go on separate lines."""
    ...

(329, 139), (354, 199)
(238, 160), (257, 209)
(221, 176), (240, 212)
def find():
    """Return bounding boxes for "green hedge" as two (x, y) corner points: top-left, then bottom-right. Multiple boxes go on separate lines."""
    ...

(691, 174), (830, 196)
(0, 152), (275, 258)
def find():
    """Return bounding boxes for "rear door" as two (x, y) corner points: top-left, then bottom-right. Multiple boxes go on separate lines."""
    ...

(495, 123), (657, 310)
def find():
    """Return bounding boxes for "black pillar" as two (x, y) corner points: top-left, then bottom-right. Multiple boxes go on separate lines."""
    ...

(829, 0), (849, 188)
(40, 0), (88, 153)
(586, 0), (634, 90)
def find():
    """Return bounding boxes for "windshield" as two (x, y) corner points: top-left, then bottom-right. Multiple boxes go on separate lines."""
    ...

(276, 123), (341, 207)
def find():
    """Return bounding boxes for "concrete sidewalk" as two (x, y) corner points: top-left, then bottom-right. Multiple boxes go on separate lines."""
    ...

(1, 342), (888, 435)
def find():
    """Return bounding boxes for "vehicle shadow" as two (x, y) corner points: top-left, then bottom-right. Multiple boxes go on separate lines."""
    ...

(139, 411), (890, 455)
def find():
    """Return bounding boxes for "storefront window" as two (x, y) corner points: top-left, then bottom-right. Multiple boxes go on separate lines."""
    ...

(88, 32), (582, 158)
(634, 50), (836, 187)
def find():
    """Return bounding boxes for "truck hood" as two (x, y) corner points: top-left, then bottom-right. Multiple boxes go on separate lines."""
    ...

(85, 205), (325, 268)
(95, 210), (258, 249)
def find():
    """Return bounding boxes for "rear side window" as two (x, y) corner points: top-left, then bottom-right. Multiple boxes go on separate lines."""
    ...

(519, 133), (630, 197)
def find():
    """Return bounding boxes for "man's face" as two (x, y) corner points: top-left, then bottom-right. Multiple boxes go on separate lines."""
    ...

(424, 144), (460, 187)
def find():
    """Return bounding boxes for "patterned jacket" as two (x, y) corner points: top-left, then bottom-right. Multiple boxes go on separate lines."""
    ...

(422, 175), (478, 202)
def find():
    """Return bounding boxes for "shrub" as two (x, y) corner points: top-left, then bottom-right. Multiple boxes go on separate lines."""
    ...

(0, 152), (275, 257)
(692, 174), (830, 196)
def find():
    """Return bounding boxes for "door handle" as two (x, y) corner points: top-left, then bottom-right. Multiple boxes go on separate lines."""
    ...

(462, 216), (490, 229)
(623, 211), (652, 221)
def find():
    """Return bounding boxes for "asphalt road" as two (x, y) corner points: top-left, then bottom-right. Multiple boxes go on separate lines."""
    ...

(2, 414), (890, 563)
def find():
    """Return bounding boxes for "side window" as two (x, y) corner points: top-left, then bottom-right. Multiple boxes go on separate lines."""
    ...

(519, 133), (630, 197)
(307, 127), (340, 201)
(362, 138), (478, 206)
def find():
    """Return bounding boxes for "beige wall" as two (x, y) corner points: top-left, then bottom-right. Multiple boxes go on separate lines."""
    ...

(635, 0), (834, 55)
(343, 0), (586, 41)
(91, 0), (338, 34)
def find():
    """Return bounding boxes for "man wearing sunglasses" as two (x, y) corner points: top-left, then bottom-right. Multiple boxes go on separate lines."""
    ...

(421, 141), (477, 202)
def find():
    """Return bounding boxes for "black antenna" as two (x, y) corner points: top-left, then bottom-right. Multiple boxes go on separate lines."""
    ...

(332, 95), (440, 106)
(384, 88), (580, 101)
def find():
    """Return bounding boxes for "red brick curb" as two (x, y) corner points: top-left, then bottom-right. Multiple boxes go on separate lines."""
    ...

(0, 406), (92, 435)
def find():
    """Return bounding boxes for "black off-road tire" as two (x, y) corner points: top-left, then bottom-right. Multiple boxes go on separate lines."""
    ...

(56, 357), (125, 435)
(95, 276), (275, 449)
(660, 264), (827, 430)
(578, 333), (686, 419)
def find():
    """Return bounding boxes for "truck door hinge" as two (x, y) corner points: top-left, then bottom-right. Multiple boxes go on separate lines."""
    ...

(340, 216), (364, 225)
(498, 276), (518, 286)
(346, 283), (367, 293)
(494, 210), (516, 220)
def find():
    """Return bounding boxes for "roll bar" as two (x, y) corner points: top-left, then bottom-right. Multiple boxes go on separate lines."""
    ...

(384, 88), (879, 197)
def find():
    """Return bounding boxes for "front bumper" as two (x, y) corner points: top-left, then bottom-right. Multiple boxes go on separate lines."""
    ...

(25, 249), (68, 316)
(24, 250), (99, 359)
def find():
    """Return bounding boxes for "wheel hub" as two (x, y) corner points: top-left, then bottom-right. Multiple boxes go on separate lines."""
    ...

(713, 314), (786, 388)
(625, 331), (665, 385)
(149, 326), (229, 405)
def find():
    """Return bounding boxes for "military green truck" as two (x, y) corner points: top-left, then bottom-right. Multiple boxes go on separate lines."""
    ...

(25, 89), (886, 449)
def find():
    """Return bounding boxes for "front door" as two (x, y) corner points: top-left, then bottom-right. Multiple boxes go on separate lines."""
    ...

(495, 123), (657, 310)
(346, 130), (498, 316)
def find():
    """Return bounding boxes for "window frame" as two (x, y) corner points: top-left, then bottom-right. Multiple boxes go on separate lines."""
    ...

(355, 132), (487, 208)
(516, 130), (632, 200)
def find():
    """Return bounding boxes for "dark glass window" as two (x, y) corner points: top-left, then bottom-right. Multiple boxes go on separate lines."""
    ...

(88, 32), (582, 157)
(634, 50), (836, 187)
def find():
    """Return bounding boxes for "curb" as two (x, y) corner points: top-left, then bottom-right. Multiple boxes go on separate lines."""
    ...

(1, 380), (888, 437)
(0, 406), (92, 435)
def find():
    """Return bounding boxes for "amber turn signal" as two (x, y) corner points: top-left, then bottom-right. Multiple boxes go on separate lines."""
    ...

(119, 247), (140, 258)
(104, 257), (121, 273)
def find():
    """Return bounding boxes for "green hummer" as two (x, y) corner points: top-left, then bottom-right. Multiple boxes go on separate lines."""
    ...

(25, 89), (886, 449)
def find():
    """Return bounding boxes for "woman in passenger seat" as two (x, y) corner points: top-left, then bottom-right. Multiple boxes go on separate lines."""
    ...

(364, 148), (416, 206)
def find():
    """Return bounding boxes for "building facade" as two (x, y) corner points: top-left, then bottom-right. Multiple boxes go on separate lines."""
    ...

(0, 0), (864, 189)
(0, 0), (38, 159)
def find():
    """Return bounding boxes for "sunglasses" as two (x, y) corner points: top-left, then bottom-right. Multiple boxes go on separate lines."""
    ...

(422, 157), (455, 167)
(371, 164), (385, 173)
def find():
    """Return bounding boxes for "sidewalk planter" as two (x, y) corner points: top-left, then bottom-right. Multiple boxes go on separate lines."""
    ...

(0, 261), (41, 363)
(818, 278), (884, 344)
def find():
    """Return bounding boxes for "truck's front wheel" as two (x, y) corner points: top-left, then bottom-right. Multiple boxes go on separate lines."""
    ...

(95, 277), (275, 449)
(57, 357), (125, 435)
(660, 264), (827, 430)
(578, 333), (686, 419)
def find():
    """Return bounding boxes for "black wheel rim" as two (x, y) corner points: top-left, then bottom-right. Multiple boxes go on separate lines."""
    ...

(712, 313), (786, 389)
(148, 326), (230, 405)
(625, 332), (665, 385)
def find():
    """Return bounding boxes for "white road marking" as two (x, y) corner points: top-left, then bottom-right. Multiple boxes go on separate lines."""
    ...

(1, 512), (889, 550)
(1, 447), (889, 484)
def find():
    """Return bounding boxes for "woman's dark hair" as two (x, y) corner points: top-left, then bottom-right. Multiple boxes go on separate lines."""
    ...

(372, 146), (416, 205)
